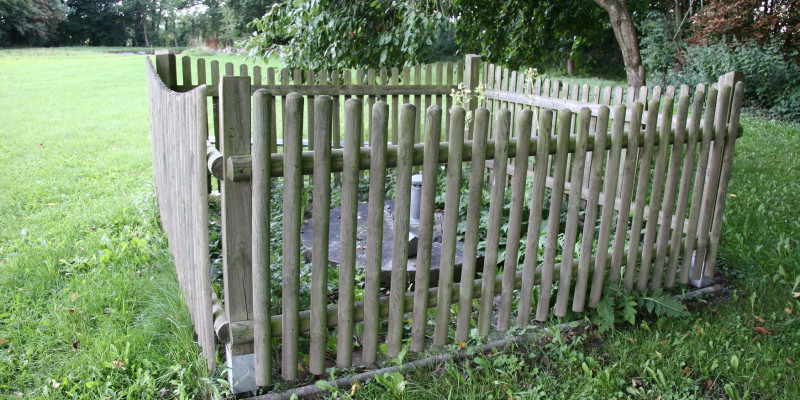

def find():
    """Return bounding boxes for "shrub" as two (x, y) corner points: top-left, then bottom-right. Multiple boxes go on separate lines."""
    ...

(673, 39), (800, 121)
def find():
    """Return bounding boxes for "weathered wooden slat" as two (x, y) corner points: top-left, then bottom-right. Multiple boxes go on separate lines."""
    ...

(588, 105), (626, 307)
(455, 108), (490, 341)
(554, 108), (590, 317)
(391, 67), (400, 144)
(387, 104), (416, 357)
(517, 109), (552, 327)
(610, 103), (644, 282)
(411, 105), (442, 351)
(197, 58), (206, 85)
(477, 109), (510, 337)
(536, 109), (572, 322)
(637, 97), (674, 292)
(652, 95), (690, 290)
(181, 56), (192, 85)
(362, 101), (389, 365)
(309, 96), (333, 375)
(281, 93), (304, 380)
(704, 82), (744, 278)
(497, 109), (533, 332)
(219, 76), (254, 358)
(693, 85), (731, 280)
(680, 88), (718, 284)
(337, 98), (362, 368)
(623, 99), (660, 293)
(666, 86), (706, 287)
(222, 122), (735, 181)
(251, 90), (273, 386)
(573, 106), (609, 312)
(433, 107), (466, 347)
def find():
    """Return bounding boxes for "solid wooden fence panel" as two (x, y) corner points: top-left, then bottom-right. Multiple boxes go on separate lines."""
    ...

(517, 109), (552, 327)
(433, 107), (466, 347)
(251, 90), (273, 386)
(411, 105), (442, 352)
(478, 109), (510, 337)
(310, 96), (333, 375)
(337, 98), (362, 368)
(536, 109), (571, 322)
(456, 108), (490, 342)
(281, 93), (304, 380)
(387, 104), (416, 357)
(363, 101), (389, 365)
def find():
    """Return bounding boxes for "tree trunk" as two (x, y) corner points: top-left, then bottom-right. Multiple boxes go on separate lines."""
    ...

(142, 14), (150, 47)
(593, 0), (645, 90)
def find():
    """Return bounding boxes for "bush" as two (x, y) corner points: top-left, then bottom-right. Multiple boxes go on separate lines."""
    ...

(638, 11), (681, 86)
(673, 39), (800, 121)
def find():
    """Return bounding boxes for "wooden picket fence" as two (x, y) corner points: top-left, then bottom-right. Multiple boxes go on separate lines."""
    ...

(146, 53), (744, 394)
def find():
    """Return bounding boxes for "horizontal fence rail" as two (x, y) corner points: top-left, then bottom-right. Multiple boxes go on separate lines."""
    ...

(147, 53), (744, 394)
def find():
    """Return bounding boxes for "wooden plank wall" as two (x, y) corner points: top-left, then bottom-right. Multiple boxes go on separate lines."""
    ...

(147, 56), (215, 370)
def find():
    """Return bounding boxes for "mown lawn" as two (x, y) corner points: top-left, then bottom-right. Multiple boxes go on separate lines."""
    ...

(1, 48), (798, 399)
(0, 48), (273, 399)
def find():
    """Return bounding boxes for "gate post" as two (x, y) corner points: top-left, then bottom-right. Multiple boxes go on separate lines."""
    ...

(219, 76), (257, 393)
(464, 54), (481, 139)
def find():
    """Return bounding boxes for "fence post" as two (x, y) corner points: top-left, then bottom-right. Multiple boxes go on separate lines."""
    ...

(155, 52), (177, 88)
(718, 71), (744, 122)
(464, 54), (481, 139)
(219, 76), (257, 393)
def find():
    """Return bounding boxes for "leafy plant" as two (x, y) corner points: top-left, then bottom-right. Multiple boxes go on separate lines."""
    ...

(373, 372), (408, 399)
(592, 282), (690, 334)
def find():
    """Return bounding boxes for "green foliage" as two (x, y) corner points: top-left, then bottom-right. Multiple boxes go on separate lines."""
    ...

(592, 282), (690, 334)
(677, 40), (800, 109)
(637, 11), (682, 85)
(372, 372), (407, 399)
(0, 0), (67, 46)
(241, 0), (454, 70)
(452, 0), (623, 74)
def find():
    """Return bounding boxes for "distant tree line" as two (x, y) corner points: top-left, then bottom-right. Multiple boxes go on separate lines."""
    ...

(0, 0), (279, 48)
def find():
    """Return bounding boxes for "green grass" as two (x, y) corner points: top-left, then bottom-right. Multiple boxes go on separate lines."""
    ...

(339, 115), (800, 399)
(0, 47), (274, 399)
(2, 47), (799, 399)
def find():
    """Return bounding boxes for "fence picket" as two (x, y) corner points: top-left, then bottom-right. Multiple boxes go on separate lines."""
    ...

(387, 104), (417, 357)
(251, 90), (273, 386)
(456, 108), (490, 341)
(362, 101), (389, 364)
(433, 107), (466, 347)
(281, 93), (304, 380)
(555, 108), (590, 317)
(610, 103), (644, 282)
(517, 109), (552, 327)
(680, 89), (717, 284)
(411, 105), (442, 351)
(573, 106), (609, 312)
(536, 109), (571, 322)
(667, 86), (706, 287)
(623, 99), (660, 292)
(589, 105), (626, 306)
(652, 95), (690, 290)
(310, 96), (333, 375)
(637, 97), (674, 291)
(478, 109), (510, 336)
(337, 99), (362, 368)
(497, 109), (532, 331)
